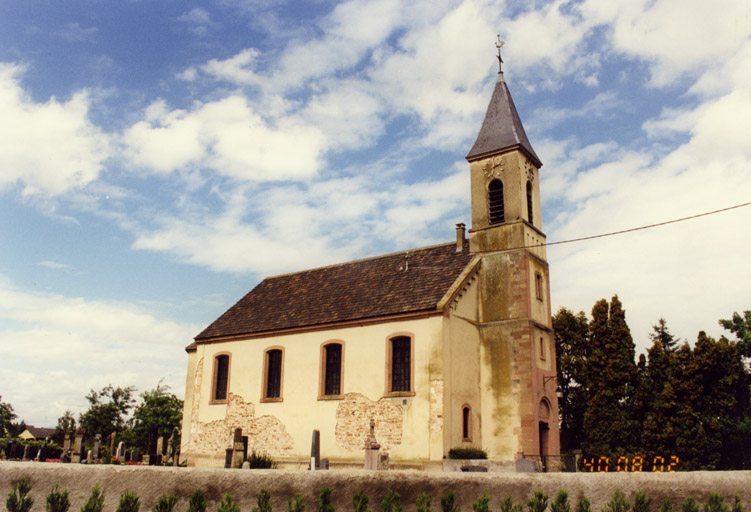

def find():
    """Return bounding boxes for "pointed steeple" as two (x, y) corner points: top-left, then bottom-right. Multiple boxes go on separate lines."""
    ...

(466, 72), (541, 167)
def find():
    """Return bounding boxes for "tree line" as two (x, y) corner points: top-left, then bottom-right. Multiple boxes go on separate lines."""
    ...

(1, 381), (183, 456)
(555, 296), (751, 470)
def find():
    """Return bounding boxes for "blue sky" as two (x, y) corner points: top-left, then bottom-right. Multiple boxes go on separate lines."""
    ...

(1, 0), (749, 428)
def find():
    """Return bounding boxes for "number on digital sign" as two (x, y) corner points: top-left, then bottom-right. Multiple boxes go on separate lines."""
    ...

(667, 455), (679, 472)
(583, 458), (594, 472)
(652, 456), (665, 472)
(597, 456), (609, 472)
(631, 455), (644, 472)
(616, 456), (628, 472)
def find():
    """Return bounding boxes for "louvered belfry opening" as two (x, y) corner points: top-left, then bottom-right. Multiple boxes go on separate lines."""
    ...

(527, 181), (534, 224)
(488, 179), (505, 224)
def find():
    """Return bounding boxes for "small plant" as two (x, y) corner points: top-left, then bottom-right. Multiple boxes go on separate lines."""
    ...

(659, 500), (673, 512)
(253, 489), (272, 512)
(287, 496), (305, 512)
(188, 491), (207, 512)
(7, 478), (34, 512)
(116, 491), (140, 512)
(633, 493), (651, 512)
(318, 488), (334, 512)
(448, 447), (488, 459)
(382, 491), (402, 512)
(47, 486), (70, 512)
(704, 495), (728, 512)
(603, 491), (630, 512)
(354, 490), (369, 512)
(682, 499), (699, 512)
(417, 493), (434, 512)
(218, 494), (240, 512)
(575, 498), (591, 512)
(551, 491), (570, 512)
(472, 493), (491, 512)
(441, 492), (458, 512)
(501, 497), (523, 512)
(81, 485), (105, 512)
(153, 495), (178, 512)
(527, 491), (549, 512)
(731, 497), (742, 512)
(247, 450), (277, 469)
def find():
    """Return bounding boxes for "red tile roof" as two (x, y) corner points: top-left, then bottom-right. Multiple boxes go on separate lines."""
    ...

(195, 242), (474, 341)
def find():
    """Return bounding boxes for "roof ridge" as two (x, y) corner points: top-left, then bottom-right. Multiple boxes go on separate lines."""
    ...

(263, 240), (457, 280)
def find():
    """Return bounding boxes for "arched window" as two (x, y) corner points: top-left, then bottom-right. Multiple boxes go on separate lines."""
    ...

(526, 181), (534, 224)
(263, 348), (284, 401)
(212, 353), (230, 403)
(320, 342), (343, 397)
(387, 335), (413, 394)
(462, 405), (472, 442)
(488, 179), (505, 224)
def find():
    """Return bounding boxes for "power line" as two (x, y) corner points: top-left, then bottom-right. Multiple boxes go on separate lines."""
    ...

(525, 201), (751, 250)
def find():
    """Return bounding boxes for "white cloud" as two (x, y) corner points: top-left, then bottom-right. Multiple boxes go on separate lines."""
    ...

(0, 64), (112, 197)
(0, 276), (200, 426)
(54, 22), (99, 43)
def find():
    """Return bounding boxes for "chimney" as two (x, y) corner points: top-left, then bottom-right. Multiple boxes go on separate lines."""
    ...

(455, 223), (466, 252)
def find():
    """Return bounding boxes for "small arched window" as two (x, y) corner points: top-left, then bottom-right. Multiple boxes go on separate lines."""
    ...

(535, 272), (543, 300)
(526, 181), (534, 224)
(462, 405), (472, 442)
(212, 354), (230, 403)
(488, 179), (505, 224)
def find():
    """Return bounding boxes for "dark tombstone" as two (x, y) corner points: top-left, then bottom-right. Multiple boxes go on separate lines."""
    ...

(5, 440), (14, 459)
(22, 445), (32, 461)
(60, 452), (71, 463)
(224, 448), (233, 469)
(134, 450), (142, 462)
(93, 434), (102, 462)
(123, 450), (131, 463)
(310, 429), (320, 470)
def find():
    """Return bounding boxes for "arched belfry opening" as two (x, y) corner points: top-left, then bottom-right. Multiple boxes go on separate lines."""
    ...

(488, 179), (505, 224)
(526, 180), (534, 225)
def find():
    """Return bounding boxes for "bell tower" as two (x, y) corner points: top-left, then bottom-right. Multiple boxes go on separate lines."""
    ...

(465, 42), (560, 467)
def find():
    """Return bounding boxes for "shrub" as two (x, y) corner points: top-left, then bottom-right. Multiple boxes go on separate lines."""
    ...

(704, 495), (728, 512)
(731, 497), (742, 512)
(47, 486), (70, 512)
(417, 493), (434, 512)
(682, 499), (699, 512)
(501, 497), (523, 512)
(382, 491), (402, 512)
(472, 493), (490, 512)
(551, 491), (570, 512)
(116, 491), (140, 512)
(603, 491), (630, 512)
(188, 490), (207, 512)
(81, 485), (105, 512)
(218, 494), (240, 512)
(659, 500), (673, 512)
(7, 477), (33, 512)
(152, 495), (178, 512)
(318, 488), (334, 512)
(527, 491), (549, 512)
(633, 494), (651, 512)
(448, 447), (487, 459)
(253, 489), (272, 512)
(247, 450), (276, 469)
(575, 498), (591, 512)
(441, 492), (458, 512)
(287, 496), (305, 512)
(354, 490), (369, 512)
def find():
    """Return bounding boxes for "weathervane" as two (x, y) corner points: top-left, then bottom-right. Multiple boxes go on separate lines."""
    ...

(496, 35), (504, 73)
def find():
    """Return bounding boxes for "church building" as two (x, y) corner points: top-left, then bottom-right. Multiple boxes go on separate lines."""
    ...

(180, 60), (560, 470)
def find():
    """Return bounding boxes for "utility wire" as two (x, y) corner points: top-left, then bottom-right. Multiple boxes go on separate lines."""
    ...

(521, 201), (751, 250)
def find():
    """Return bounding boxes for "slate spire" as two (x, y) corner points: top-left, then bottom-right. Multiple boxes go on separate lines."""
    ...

(466, 71), (541, 167)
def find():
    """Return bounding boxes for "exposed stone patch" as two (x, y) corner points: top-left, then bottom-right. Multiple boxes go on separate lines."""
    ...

(335, 393), (403, 452)
(429, 379), (444, 439)
(188, 358), (293, 458)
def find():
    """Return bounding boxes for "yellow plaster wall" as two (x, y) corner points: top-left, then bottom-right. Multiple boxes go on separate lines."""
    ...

(182, 316), (446, 467)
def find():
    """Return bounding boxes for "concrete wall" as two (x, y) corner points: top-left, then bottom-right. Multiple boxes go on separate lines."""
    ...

(2, 463), (750, 512)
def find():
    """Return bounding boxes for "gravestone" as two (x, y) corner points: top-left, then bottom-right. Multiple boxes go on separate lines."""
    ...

(22, 445), (31, 461)
(62, 430), (72, 462)
(230, 428), (244, 468)
(72, 430), (84, 464)
(156, 436), (164, 455)
(93, 434), (102, 462)
(36, 440), (47, 461)
(310, 429), (320, 471)
(116, 441), (126, 460)
(109, 432), (116, 457)
(124, 450), (131, 463)
(364, 419), (381, 470)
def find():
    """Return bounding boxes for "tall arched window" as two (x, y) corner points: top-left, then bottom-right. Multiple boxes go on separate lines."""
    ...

(212, 353), (230, 403)
(320, 342), (343, 397)
(488, 179), (505, 224)
(526, 181), (534, 224)
(462, 405), (472, 442)
(387, 335), (414, 394)
(263, 348), (284, 400)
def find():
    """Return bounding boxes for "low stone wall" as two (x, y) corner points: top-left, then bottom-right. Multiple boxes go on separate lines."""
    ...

(1, 462), (750, 512)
